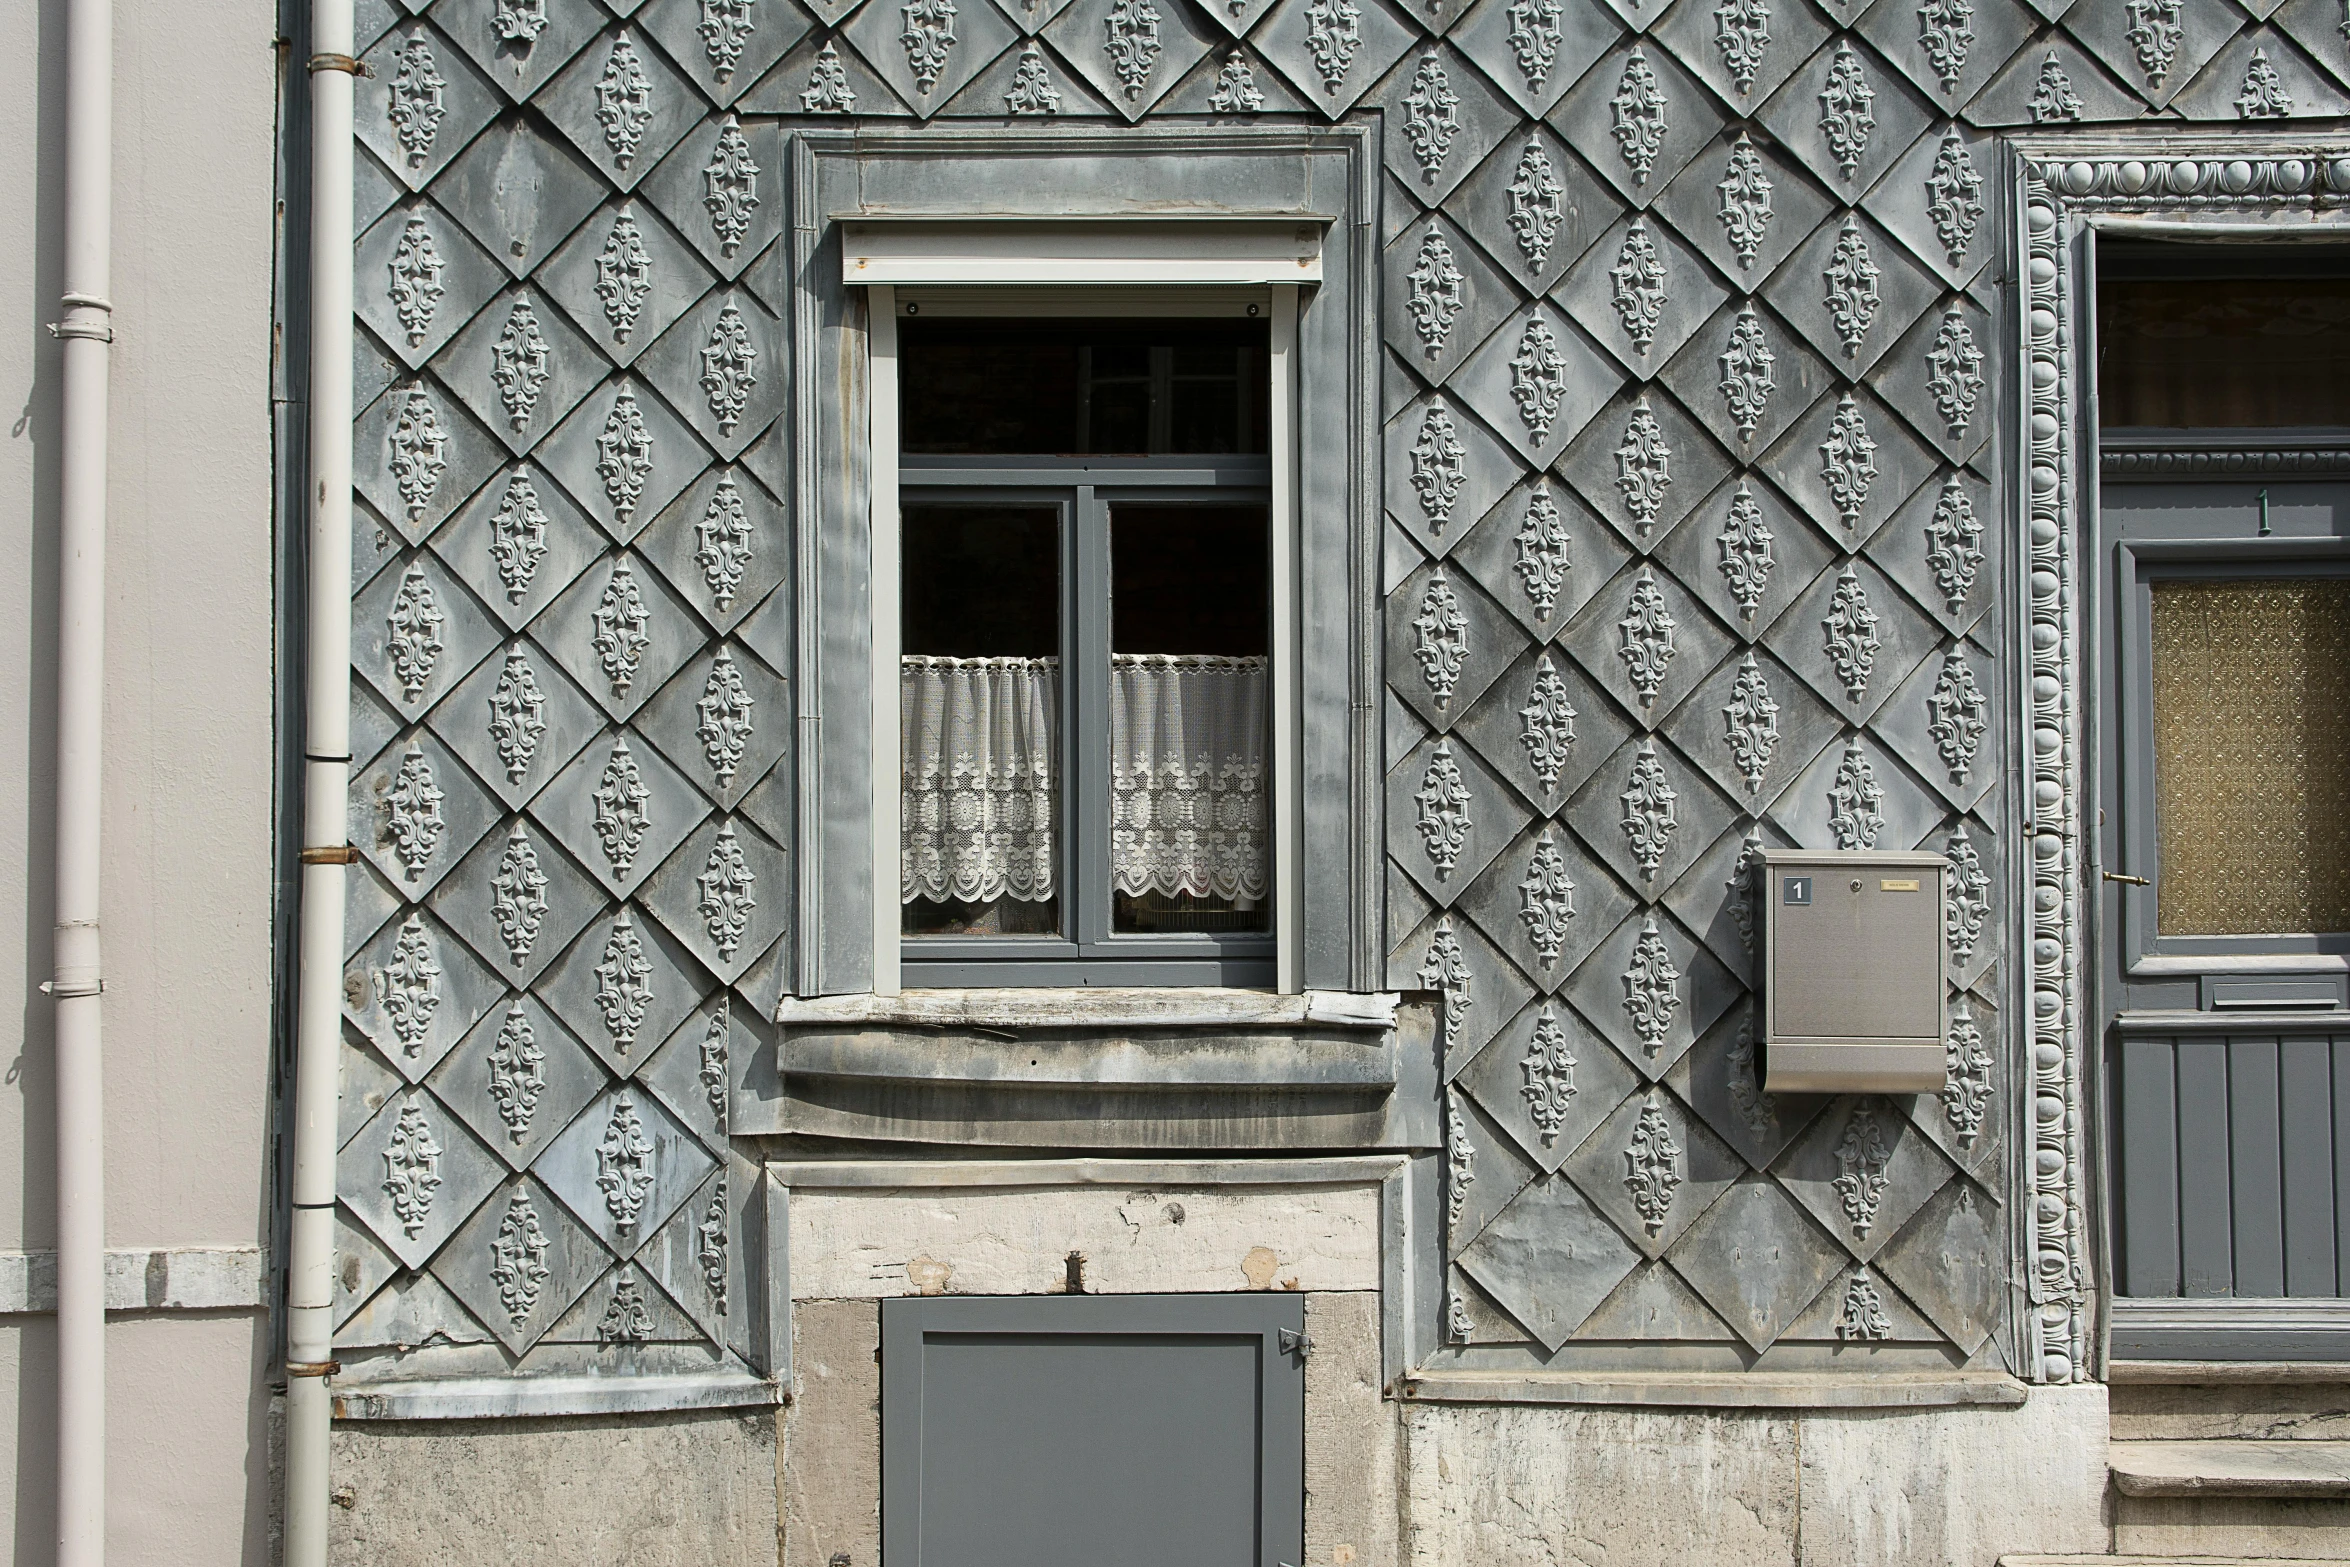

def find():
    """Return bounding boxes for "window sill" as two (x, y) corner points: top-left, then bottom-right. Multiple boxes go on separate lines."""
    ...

(1395, 1369), (2029, 1410)
(330, 1369), (780, 1421)
(776, 987), (1399, 1032)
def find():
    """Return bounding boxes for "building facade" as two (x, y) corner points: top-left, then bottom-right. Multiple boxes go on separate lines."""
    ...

(6, 0), (2350, 1561)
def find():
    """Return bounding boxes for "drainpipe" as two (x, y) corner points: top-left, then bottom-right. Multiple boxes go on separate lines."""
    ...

(284, 2), (356, 1563)
(49, 0), (113, 1560)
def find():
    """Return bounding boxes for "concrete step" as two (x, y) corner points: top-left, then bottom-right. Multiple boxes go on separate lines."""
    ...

(2110, 1440), (2350, 1498)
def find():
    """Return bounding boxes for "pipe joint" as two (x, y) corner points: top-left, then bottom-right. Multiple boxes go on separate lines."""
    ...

(306, 52), (370, 75)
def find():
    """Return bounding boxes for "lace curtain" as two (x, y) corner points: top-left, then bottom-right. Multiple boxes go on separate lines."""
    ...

(900, 654), (1268, 907)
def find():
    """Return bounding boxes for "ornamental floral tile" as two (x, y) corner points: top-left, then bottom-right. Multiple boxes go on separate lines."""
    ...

(1558, 556), (1735, 733)
(1656, 643), (1841, 816)
(436, 284), (613, 458)
(1774, 1093), (1955, 1261)
(1443, 1090), (1541, 1256)
(1386, 728), (1531, 901)
(1451, 642), (1637, 817)
(1447, 1264), (1539, 1347)
(635, 1164), (735, 1345)
(1450, 475), (1632, 643)
(1456, 992), (1637, 1173)
(637, 813), (793, 982)
(344, 906), (509, 1087)
(1446, 0), (1624, 120)
(1558, 903), (1740, 1082)
(1776, 1254), (1943, 1343)
(1562, 730), (1735, 900)
(635, 640), (792, 810)
(1646, 0), (1829, 115)
(2169, 28), (2350, 122)
(937, 36), (1124, 114)
(358, 20), (505, 192)
(1868, 295), (1992, 468)
(1557, 384), (1735, 555)
(635, 0), (813, 107)
(352, 545), (505, 722)
(1650, 130), (1836, 300)
(1657, 814), (1796, 983)
(1382, 393), (1525, 559)
(1753, 34), (1934, 200)
(1391, 901), (1537, 1070)
(341, 1085), (511, 1272)
(1655, 299), (1832, 466)
(1766, 729), (1945, 859)
(1663, 996), (1828, 1171)
(1649, 471), (1837, 646)
(425, 805), (608, 988)
(1929, 809), (2002, 996)
(1761, 552), (1939, 726)
(332, 1209), (401, 1332)
(538, 1080), (720, 1258)
(350, 727), (506, 902)
(1552, 209), (1732, 377)
(1758, 206), (1941, 382)
(1852, 0), (2035, 113)
(2278, 0), (2350, 97)
(1859, 121), (1997, 290)
(1457, 819), (1638, 994)
(1387, 558), (1528, 732)
(1382, 211), (1520, 389)
(537, 549), (705, 723)
(1458, 1171), (1644, 1349)
(2065, 0), (2239, 111)
(539, 377), (714, 543)
(1572, 1258), (1742, 1342)
(540, 200), (720, 373)
(634, 287), (785, 459)
(638, 112), (785, 277)
(1448, 303), (1620, 469)
(1250, 0), (1418, 116)
(431, 1171), (613, 1355)
(735, 33), (916, 115)
(430, 461), (610, 636)
(531, 723), (712, 903)
(1756, 384), (1938, 555)
(1448, 126), (1622, 298)
(428, 634), (606, 817)
(355, 376), (511, 545)
(1871, 1175), (2001, 1354)
(1663, 1174), (1848, 1352)
(540, 1258), (707, 1344)
(1547, 36), (1724, 208)
(1561, 1083), (1744, 1260)
(426, 994), (610, 1172)
(1365, 43), (1523, 210)
(1903, 984), (2004, 1182)
(1864, 460), (1993, 639)
(537, 25), (706, 191)
(434, 117), (611, 281)
(435, 0), (612, 100)
(1156, 42), (1322, 114)
(1038, 0), (1218, 119)
(534, 901), (714, 1080)
(638, 994), (743, 1153)
(357, 198), (510, 372)
(1872, 632), (1999, 813)
(1962, 30), (2140, 124)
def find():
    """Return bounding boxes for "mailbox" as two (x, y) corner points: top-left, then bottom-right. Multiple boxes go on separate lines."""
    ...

(1757, 849), (1947, 1094)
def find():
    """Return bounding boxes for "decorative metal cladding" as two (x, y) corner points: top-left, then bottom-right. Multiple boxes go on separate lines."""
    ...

(1717, 480), (1775, 621)
(1616, 567), (1679, 711)
(901, 0), (960, 94)
(597, 391), (656, 526)
(1718, 306), (1776, 442)
(1414, 739), (1473, 880)
(1725, 827), (1764, 959)
(699, 304), (760, 435)
(1819, 394), (1879, 532)
(1406, 229), (1465, 354)
(1822, 217), (1882, 359)
(378, 915), (443, 1058)
(2029, 52), (2082, 124)
(492, 297), (553, 433)
(1209, 50), (1265, 113)
(698, 1171), (730, 1311)
(1726, 1007), (1772, 1132)
(1302, 0), (1364, 94)
(801, 43), (859, 112)
(1623, 914), (1682, 1057)
(1609, 221), (1668, 357)
(1714, 0), (1771, 94)
(696, 821), (759, 959)
(1509, 317), (1570, 443)
(1938, 997), (1992, 1152)
(1945, 821), (1988, 967)
(489, 474), (551, 604)
(496, 0), (550, 43)
(1445, 1087), (1476, 1226)
(1823, 566), (1881, 703)
(1506, 142), (1565, 273)
(487, 1000), (547, 1139)
(1518, 653), (1577, 794)
(2236, 48), (2292, 120)
(1517, 829), (1578, 968)
(699, 0), (758, 81)
(596, 37), (657, 169)
(1619, 739), (1679, 885)
(1916, 0), (1974, 94)
(1925, 128), (1985, 269)
(694, 478), (753, 611)
(1613, 395), (1673, 539)
(700, 999), (730, 1123)
(2125, 0), (2182, 90)
(1410, 406), (1467, 532)
(593, 739), (654, 880)
(1104, 0), (1164, 100)
(389, 218), (446, 348)
(387, 564), (447, 703)
(596, 1099), (662, 1231)
(594, 910), (654, 1054)
(1716, 134), (1774, 272)
(1818, 42), (1877, 181)
(1623, 1090), (1683, 1235)
(1836, 1268), (1892, 1340)
(1826, 736), (1886, 850)
(390, 389), (449, 523)
(1520, 1002), (1578, 1146)
(1506, 0), (1563, 94)
(489, 823), (551, 965)
(382, 1101), (445, 1238)
(1609, 47), (1668, 187)
(696, 651), (756, 787)
(1925, 474), (1982, 614)
(594, 213), (655, 344)
(389, 36), (447, 169)
(1402, 54), (1460, 179)
(600, 1274), (654, 1342)
(488, 650), (550, 786)
(593, 563), (653, 698)
(1513, 485), (1569, 621)
(1418, 915), (1473, 1044)
(1447, 1286), (1473, 1345)
(1832, 1100), (1892, 1237)
(1928, 649), (1987, 784)
(1927, 310), (1984, 440)
(702, 115), (760, 258)
(1413, 571), (1469, 709)
(1722, 652), (1781, 793)
(490, 1191), (553, 1328)
(386, 743), (448, 880)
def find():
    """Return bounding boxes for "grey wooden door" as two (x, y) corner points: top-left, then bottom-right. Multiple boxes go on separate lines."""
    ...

(881, 1294), (1306, 1567)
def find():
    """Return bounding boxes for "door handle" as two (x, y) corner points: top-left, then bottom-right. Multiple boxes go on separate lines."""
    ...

(2102, 871), (2150, 886)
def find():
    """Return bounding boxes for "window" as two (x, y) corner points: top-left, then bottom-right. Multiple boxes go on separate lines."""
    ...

(877, 294), (1292, 989)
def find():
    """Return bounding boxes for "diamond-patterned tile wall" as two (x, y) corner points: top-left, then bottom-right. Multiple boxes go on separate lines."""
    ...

(343, 0), (2348, 1384)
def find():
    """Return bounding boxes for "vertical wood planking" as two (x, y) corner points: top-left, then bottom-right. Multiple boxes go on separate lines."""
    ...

(2229, 1037), (2285, 1298)
(2278, 1034), (2337, 1297)
(2177, 1037), (2235, 1295)
(2118, 1035), (2182, 1297)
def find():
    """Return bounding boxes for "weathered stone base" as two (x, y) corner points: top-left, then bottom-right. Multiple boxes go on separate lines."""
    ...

(2113, 1495), (2350, 1560)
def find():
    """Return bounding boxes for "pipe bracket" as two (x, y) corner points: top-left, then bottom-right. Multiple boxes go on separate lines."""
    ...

(286, 1360), (342, 1379)
(39, 979), (104, 998)
(299, 845), (362, 866)
(307, 52), (370, 76)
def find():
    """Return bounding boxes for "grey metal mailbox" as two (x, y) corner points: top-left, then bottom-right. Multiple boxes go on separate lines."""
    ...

(1758, 849), (1948, 1094)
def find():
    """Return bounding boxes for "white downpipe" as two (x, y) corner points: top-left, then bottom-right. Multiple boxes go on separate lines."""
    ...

(51, 0), (113, 1560)
(285, 3), (355, 1564)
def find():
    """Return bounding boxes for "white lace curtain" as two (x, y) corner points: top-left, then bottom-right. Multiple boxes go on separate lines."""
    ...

(901, 654), (1268, 907)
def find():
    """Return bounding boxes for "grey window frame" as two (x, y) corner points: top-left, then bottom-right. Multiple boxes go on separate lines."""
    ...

(786, 125), (1383, 999)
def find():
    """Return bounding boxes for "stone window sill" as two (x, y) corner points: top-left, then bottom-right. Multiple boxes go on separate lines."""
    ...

(1396, 1369), (2030, 1410)
(776, 987), (1401, 1032)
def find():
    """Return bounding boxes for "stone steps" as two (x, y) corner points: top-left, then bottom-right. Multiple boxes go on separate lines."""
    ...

(2003, 1558), (2350, 1566)
(2110, 1440), (2350, 1499)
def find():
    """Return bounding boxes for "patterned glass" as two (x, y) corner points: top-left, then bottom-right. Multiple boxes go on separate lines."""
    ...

(2151, 577), (2350, 936)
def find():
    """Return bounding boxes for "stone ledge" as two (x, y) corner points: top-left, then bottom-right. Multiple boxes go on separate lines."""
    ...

(331, 1369), (780, 1421)
(775, 987), (1401, 1031)
(2110, 1359), (2350, 1384)
(2111, 1439), (2350, 1498)
(2004, 1558), (2350, 1566)
(1396, 1369), (2029, 1409)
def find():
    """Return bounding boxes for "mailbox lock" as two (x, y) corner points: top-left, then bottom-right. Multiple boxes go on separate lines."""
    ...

(1850, 879), (1862, 892)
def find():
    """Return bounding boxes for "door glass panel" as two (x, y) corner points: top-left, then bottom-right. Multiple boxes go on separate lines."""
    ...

(901, 505), (1061, 937)
(2100, 277), (2350, 428)
(900, 318), (1268, 456)
(2150, 576), (2350, 935)
(1109, 504), (1271, 934)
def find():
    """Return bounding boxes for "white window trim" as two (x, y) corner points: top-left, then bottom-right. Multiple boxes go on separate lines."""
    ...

(864, 280), (1304, 995)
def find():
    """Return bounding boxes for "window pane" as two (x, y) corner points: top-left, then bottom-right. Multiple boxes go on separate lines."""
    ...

(2151, 577), (2350, 936)
(902, 505), (1061, 937)
(1109, 505), (1271, 934)
(2100, 276), (2350, 428)
(900, 319), (1268, 456)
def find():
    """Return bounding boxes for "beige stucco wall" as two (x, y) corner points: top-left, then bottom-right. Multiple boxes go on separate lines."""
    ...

(0, 0), (282, 1560)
